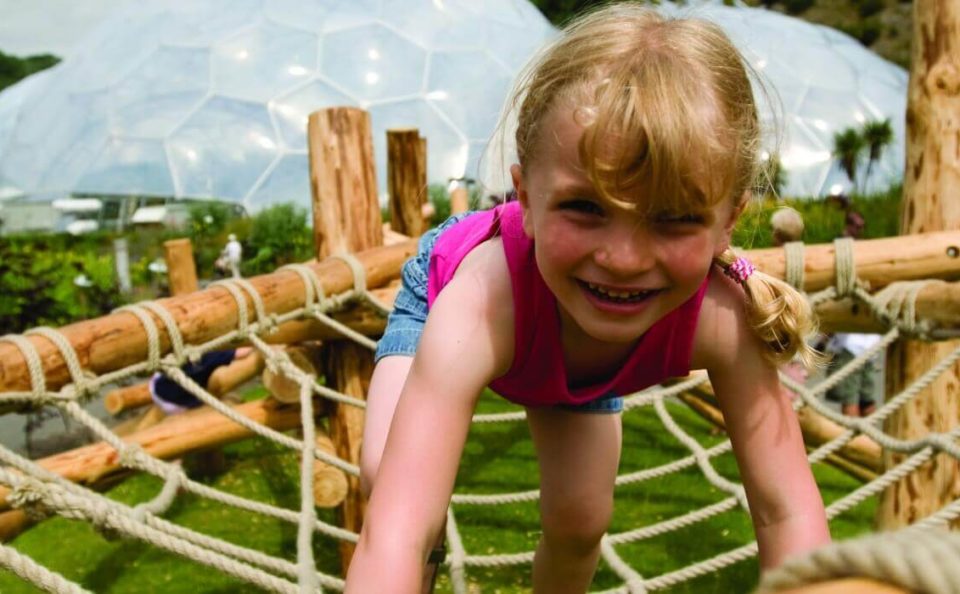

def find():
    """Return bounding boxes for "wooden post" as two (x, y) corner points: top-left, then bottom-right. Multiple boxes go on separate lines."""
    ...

(449, 179), (469, 215)
(162, 238), (198, 296)
(307, 106), (383, 571)
(878, 0), (960, 530)
(387, 128), (428, 238)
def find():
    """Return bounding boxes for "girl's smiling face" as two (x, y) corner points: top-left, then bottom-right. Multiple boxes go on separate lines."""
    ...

(512, 105), (742, 345)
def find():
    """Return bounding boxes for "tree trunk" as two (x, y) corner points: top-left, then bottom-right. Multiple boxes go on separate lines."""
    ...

(163, 238), (199, 296)
(878, 0), (960, 530)
(307, 107), (383, 572)
(387, 128), (428, 238)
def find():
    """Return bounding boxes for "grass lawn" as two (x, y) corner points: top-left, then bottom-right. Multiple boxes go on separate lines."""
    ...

(0, 391), (875, 593)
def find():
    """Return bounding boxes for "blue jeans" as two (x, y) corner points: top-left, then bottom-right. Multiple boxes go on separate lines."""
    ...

(375, 213), (623, 414)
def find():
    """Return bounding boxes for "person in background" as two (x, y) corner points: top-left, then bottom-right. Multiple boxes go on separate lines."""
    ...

(824, 206), (880, 417)
(222, 233), (243, 278)
(149, 347), (253, 415)
(770, 206), (804, 247)
(770, 207), (808, 399)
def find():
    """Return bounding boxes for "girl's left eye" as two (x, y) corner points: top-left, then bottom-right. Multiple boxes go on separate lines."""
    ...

(656, 212), (704, 225)
(560, 199), (604, 215)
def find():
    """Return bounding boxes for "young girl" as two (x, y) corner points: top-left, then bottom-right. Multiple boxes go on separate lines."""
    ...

(346, 5), (831, 591)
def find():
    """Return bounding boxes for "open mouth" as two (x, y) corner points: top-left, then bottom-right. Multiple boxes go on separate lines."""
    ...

(579, 281), (662, 304)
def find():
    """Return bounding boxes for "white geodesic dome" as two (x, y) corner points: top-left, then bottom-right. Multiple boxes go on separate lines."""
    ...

(667, 1), (907, 197)
(0, 0), (906, 210)
(0, 0), (555, 212)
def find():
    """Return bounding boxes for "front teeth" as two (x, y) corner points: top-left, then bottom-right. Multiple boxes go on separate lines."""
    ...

(587, 282), (649, 299)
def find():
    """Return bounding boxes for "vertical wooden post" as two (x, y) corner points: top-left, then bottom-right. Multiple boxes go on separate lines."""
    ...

(878, 0), (960, 529)
(387, 128), (429, 238)
(306, 107), (383, 571)
(162, 238), (198, 296)
(449, 179), (470, 215)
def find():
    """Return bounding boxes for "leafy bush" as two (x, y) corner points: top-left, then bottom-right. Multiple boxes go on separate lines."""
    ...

(243, 204), (314, 275)
(0, 236), (123, 334)
(857, 0), (886, 18)
(783, 0), (815, 15)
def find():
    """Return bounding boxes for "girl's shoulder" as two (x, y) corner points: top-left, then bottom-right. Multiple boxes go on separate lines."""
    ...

(689, 269), (758, 371)
(437, 235), (516, 376)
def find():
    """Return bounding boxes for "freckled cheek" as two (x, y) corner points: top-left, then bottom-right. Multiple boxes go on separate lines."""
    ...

(658, 235), (715, 282)
(536, 221), (592, 270)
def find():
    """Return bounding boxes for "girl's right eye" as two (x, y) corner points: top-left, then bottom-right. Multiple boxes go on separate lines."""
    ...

(559, 199), (603, 215)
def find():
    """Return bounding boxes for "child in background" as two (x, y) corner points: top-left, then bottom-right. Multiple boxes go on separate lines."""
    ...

(347, 6), (830, 592)
(770, 206), (809, 398)
(825, 208), (880, 417)
(770, 206), (804, 247)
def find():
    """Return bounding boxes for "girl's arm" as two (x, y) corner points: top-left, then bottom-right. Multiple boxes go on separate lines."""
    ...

(345, 269), (511, 592)
(693, 275), (830, 570)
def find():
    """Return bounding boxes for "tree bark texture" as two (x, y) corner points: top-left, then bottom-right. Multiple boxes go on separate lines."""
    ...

(879, 0), (960, 530)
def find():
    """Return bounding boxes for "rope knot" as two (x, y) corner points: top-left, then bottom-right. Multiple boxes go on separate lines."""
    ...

(263, 313), (281, 335)
(8, 478), (54, 521)
(118, 445), (146, 469)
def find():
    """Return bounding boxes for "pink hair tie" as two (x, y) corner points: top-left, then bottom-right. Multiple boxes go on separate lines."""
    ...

(725, 257), (755, 284)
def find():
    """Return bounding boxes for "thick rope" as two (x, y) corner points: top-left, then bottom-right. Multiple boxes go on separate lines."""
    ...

(757, 528), (960, 594)
(2, 234), (960, 594)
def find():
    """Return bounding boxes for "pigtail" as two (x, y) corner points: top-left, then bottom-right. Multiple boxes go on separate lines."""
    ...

(714, 249), (825, 369)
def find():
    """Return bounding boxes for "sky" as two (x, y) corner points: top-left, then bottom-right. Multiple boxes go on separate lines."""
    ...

(0, 0), (128, 58)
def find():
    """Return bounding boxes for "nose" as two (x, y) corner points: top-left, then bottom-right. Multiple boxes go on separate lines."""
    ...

(593, 222), (656, 277)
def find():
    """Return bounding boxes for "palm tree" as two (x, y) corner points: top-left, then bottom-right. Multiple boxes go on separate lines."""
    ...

(832, 127), (866, 193)
(861, 118), (894, 191)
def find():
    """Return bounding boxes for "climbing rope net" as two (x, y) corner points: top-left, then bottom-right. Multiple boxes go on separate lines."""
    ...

(0, 239), (959, 593)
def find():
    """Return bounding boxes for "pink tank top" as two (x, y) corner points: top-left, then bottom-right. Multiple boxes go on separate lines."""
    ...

(427, 201), (710, 407)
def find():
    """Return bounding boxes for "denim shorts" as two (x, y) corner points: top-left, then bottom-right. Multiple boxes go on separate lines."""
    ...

(375, 213), (623, 415)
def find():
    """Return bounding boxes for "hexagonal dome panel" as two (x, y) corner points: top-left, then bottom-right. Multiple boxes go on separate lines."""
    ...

(0, 0), (554, 211)
(0, 0), (906, 210)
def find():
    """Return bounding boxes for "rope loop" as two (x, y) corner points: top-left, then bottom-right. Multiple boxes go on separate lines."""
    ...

(783, 241), (805, 291)
(833, 237), (858, 298)
(112, 304), (163, 371)
(138, 301), (188, 366)
(0, 334), (47, 398)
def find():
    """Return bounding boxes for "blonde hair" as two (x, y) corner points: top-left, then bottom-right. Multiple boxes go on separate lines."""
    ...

(770, 206), (804, 244)
(508, 3), (819, 367)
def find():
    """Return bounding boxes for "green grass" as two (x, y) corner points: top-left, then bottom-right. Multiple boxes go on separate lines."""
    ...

(0, 393), (876, 593)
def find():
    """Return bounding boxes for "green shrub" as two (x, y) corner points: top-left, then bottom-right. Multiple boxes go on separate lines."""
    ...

(243, 203), (314, 275)
(0, 236), (123, 334)
(732, 185), (902, 249)
(857, 0), (886, 18)
(783, 0), (815, 15)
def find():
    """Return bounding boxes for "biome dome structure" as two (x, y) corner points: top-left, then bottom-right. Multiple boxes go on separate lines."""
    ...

(0, 0), (555, 212)
(0, 0), (906, 211)
(661, 1), (907, 198)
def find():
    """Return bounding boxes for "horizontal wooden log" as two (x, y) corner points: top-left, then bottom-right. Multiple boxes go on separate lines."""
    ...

(0, 241), (417, 395)
(105, 349), (265, 416)
(3, 232), (960, 398)
(104, 383), (152, 415)
(775, 578), (907, 594)
(0, 397), (305, 513)
(748, 230), (960, 291)
(815, 280), (960, 334)
(263, 346), (321, 404)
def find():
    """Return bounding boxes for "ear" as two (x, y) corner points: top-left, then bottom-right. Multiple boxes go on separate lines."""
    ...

(715, 192), (748, 257)
(510, 163), (534, 238)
